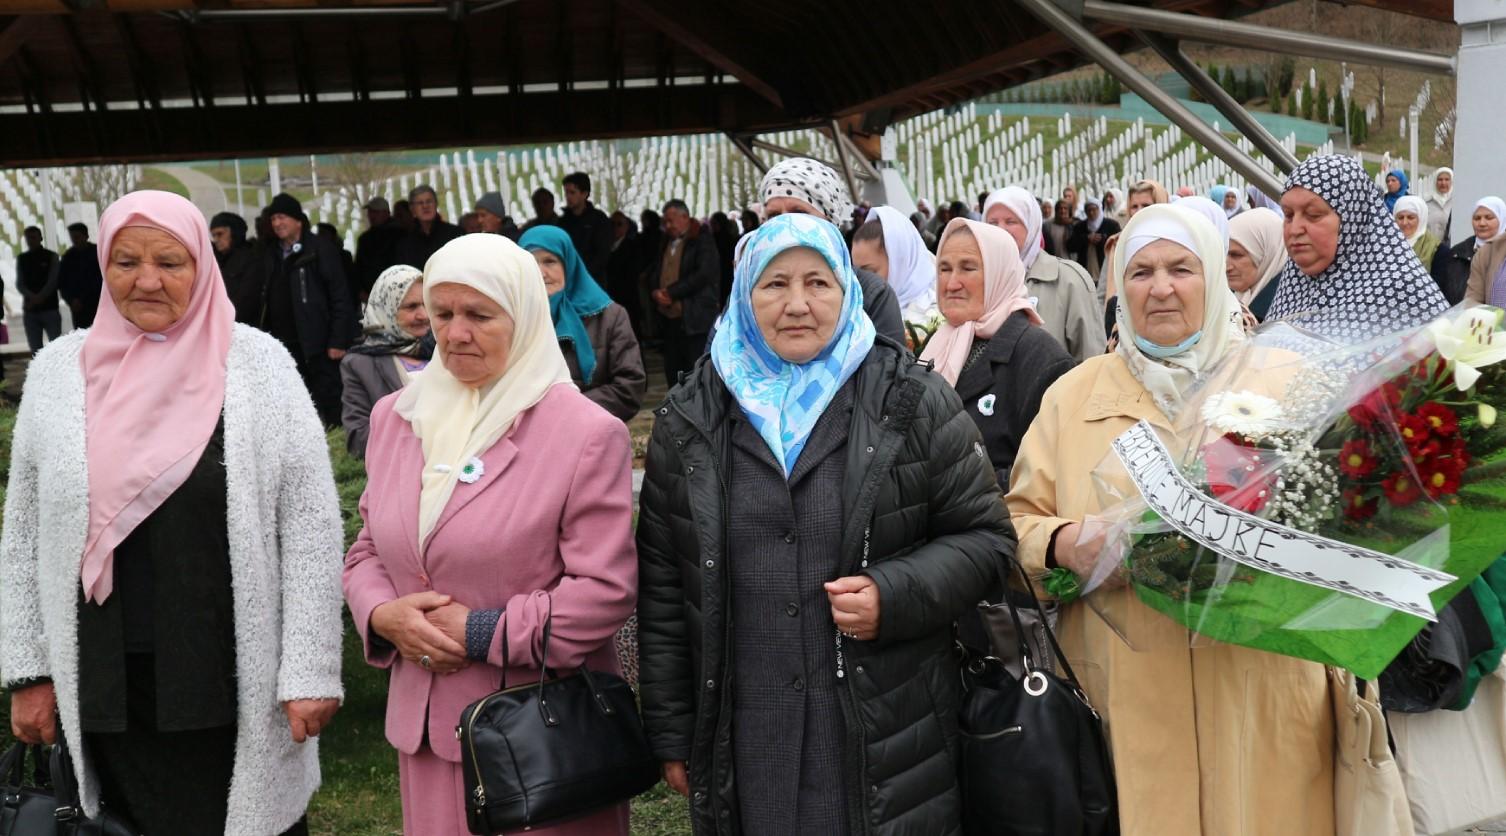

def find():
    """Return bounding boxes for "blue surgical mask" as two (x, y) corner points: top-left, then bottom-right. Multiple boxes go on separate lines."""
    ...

(1135, 330), (1203, 359)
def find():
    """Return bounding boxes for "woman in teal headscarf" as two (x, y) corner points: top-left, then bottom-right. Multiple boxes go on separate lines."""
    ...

(636, 212), (1012, 835)
(519, 226), (646, 421)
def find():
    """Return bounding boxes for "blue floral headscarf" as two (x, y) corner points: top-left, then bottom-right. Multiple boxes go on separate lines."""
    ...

(519, 225), (613, 385)
(1383, 168), (1410, 212)
(711, 213), (876, 476)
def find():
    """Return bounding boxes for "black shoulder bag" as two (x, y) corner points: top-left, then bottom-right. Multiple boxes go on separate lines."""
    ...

(456, 598), (659, 835)
(0, 735), (139, 836)
(958, 557), (1119, 836)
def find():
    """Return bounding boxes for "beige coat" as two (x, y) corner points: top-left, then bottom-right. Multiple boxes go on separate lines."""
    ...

(1027, 252), (1107, 363)
(1466, 237), (1506, 304)
(1006, 352), (1336, 836)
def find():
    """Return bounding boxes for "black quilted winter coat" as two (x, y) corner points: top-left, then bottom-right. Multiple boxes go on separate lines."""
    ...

(635, 338), (1015, 836)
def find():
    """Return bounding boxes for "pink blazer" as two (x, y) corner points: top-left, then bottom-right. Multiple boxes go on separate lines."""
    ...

(343, 383), (638, 762)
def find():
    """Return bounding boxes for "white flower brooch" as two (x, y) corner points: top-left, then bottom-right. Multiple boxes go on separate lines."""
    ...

(458, 457), (485, 484)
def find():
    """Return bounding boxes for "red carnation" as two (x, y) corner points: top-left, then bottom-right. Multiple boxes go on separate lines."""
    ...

(1342, 488), (1378, 521)
(1349, 383), (1403, 429)
(1416, 402), (1459, 437)
(1419, 462), (1463, 498)
(1202, 436), (1274, 514)
(1339, 439), (1378, 478)
(1382, 472), (1423, 506)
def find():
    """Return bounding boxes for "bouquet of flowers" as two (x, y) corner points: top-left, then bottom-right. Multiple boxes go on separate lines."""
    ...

(1085, 307), (1506, 678)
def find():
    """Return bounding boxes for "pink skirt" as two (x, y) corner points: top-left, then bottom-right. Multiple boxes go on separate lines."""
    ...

(397, 746), (632, 836)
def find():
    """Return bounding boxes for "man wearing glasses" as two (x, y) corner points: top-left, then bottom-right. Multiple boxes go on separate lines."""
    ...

(394, 184), (463, 269)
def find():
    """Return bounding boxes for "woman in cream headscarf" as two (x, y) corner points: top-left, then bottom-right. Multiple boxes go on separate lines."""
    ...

(984, 185), (1105, 361)
(1394, 194), (1443, 269)
(1227, 208), (1286, 322)
(1424, 166), (1454, 242)
(344, 234), (637, 835)
(340, 264), (433, 459)
(1007, 204), (1340, 835)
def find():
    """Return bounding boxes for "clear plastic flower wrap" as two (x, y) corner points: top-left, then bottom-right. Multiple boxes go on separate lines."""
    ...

(1078, 307), (1506, 678)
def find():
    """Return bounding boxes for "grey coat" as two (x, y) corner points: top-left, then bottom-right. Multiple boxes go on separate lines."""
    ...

(562, 302), (648, 422)
(1025, 251), (1106, 362)
(339, 352), (406, 459)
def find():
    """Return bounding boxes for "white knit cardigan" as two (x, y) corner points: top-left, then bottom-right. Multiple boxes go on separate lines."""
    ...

(0, 325), (346, 836)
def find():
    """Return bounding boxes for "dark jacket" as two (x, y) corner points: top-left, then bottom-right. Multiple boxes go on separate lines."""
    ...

(655, 223), (724, 335)
(339, 352), (405, 459)
(354, 220), (405, 299)
(258, 235), (358, 358)
(1247, 275), (1283, 322)
(393, 220), (462, 269)
(955, 311), (1075, 487)
(1438, 236), (1475, 306)
(57, 243), (102, 327)
(563, 302), (647, 422)
(636, 338), (1014, 836)
(855, 268), (907, 348)
(1067, 217), (1122, 273)
(558, 202), (615, 283)
(216, 244), (264, 326)
(16, 247), (59, 313)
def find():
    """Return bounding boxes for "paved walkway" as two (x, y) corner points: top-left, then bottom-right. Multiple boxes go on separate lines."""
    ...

(157, 165), (228, 220)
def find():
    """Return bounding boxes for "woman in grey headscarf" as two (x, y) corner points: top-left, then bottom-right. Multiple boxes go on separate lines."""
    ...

(340, 264), (433, 458)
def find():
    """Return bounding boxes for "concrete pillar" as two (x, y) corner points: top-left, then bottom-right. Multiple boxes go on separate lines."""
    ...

(1451, 1), (1506, 243)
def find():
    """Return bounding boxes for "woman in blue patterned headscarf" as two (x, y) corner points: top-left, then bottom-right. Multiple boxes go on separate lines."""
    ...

(636, 211), (1012, 835)
(519, 225), (646, 421)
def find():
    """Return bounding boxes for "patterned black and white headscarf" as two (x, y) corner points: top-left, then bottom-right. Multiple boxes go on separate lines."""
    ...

(759, 158), (854, 222)
(1266, 155), (1448, 342)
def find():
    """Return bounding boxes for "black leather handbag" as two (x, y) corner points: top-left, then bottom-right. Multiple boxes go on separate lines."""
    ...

(958, 558), (1118, 836)
(456, 599), (659, 835)
(0, 737), (139, 836)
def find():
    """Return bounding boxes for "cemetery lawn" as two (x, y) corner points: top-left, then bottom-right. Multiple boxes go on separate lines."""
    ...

(0, 406), (689, 836)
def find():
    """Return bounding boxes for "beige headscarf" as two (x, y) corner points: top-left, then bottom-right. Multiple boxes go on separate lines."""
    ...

(395, 233), (574, 548)
(921, 218), (1043, 386)
(1113, 204), (1246, 420)
(1228, 208), (1286, 307)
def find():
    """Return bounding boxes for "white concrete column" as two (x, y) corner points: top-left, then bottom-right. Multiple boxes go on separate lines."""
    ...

(1451, 0), (1506, 243)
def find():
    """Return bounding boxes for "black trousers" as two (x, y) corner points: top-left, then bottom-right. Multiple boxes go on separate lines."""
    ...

(661, 322), (707, 386)
(295, 351), (343, 428)
(84, 657), (308, 836)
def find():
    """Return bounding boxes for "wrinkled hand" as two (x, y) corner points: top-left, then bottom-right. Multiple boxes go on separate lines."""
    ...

(370, 591), (469, 673)
(9, 682), (56, 745)
(1054, 520), (1126, 590)
(662, 761), (690, 797)
(825, 576), (881, 641)
(283, 699), (340, 743)
(327, 347), (347, 361)
(424, 602), (472, 651)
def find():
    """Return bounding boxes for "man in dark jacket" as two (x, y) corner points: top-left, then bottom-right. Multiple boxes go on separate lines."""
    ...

(521, 188), (561, 233)
(558, 171), (614, 282)
(650, 199), (721, 385)
(57, 223), (102, 330)
(354, 197), (404, 301)
(636, 337), (1013, 836)
(606, 211), (645, 339)
(210, 212), (263, 325)
(259, 193), (358, 427)
(16, 226), (60, 354)
(393, 184), (462, 269)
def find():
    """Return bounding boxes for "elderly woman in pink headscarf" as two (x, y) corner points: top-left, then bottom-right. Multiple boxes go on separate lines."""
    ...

(0, 191), (345, 836)
(922, 217), (1075, 487)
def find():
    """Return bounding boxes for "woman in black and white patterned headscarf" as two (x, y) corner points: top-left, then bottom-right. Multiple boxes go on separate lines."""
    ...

(1266, 155), (1448, 342)
(759, 158), (855, 222)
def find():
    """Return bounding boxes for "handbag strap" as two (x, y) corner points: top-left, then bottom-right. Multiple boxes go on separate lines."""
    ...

(498, 593), (556, 691)
(992, 552), (1091, 696)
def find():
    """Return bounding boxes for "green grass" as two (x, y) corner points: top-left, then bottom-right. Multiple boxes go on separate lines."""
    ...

(135, 167), (190, 199)
(0, 406), (688, 835)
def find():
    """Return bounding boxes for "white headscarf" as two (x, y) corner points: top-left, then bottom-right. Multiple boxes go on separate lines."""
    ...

(1430, 167), (1455, 212)
(1393, 195), (1429, 247)
(1474, 196), (1506, 245)
(1228, 208), (1286, 307)
(867, 205), (936, 313)
(1171, 196), (1230, 246)
(1113, 204), (1247, 420)
(983, 186), (1044, 269)
(1104, 188), (1128, 222)
(1085, 196), (1105, 232)
(395, 233), (574, 548)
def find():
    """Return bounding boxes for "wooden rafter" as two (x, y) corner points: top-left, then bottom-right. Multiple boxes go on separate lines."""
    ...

(615, 0), (783, 109)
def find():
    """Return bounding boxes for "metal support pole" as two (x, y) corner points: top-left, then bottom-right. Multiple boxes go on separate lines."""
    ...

(832, 128), (883, 183)
(1015, 0), (1286, 199)
(1137, 32), (1299, 174)
(828, 120), (860, 209)
(724, 133), (769, 174)
(234, 158), (244, 216)
(1082, 0), (1455, 76)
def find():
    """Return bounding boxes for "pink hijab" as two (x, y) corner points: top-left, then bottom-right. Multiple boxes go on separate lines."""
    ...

(80, 191), (236, 603)
(921, 218), (1043, 385)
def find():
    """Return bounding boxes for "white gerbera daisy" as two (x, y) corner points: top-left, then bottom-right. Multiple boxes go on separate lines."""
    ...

(1200, 391), (1285, 437)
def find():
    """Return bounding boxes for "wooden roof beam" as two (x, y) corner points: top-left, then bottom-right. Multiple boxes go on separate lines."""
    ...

(615, 0), (783, 109)
(0, 16), (44, 68)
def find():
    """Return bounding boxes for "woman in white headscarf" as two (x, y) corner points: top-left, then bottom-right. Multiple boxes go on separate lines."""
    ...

(1393, 194), (1442, 268)
(1443, 196), (1505, 304)
(1103, 188), (1129, 225)
(1227, 208), (1287, 322)
(985, 186), (1105, 361)
(849, 205), (941, 350)
(1467, 195), (1506, 306)
(1068, 196), (1122, 283)
(1424, 167), (1454, 242)
(340, 264), (433, 459)
(1007, 204), (1339, 835)
(343, 234), (637, 835)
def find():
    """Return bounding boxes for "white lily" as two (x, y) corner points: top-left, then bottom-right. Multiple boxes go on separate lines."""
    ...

(1429, 306), (1506, 391)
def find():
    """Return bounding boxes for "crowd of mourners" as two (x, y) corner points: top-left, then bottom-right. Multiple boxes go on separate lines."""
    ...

(0, 148), (1492, 836)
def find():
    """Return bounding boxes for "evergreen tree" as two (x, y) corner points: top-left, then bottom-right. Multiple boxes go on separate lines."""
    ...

(1278, 57), (1296, 96)
(1301, 82), (1315, 121)
(1220, 65), (1237, 99)
(1271, 93), (1283, 114)
(1316, 79), (1330, 118)
(1287, 92), (1299, 117)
